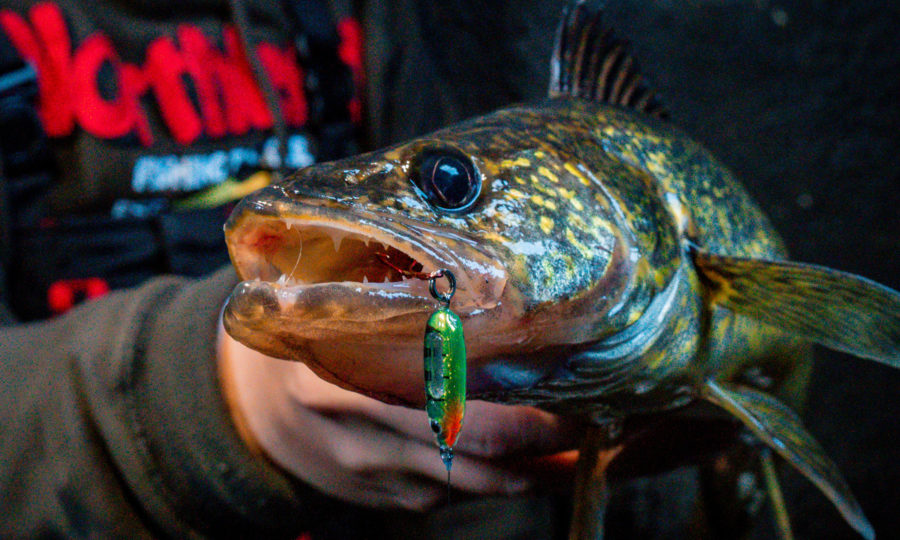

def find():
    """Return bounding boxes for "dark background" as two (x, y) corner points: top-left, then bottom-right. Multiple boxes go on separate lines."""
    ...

(364, 1), (899, 537)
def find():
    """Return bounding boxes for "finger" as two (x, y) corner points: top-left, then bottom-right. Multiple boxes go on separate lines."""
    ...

(452, 401), (581, 458)
(285, 360), (581, 457)
(337, 415), (533, 496)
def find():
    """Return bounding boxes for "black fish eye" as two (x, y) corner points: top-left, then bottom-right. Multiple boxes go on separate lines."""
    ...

(413, 151), (481, 212)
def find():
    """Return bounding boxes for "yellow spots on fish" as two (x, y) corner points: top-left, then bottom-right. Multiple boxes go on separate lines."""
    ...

(654, 270), (669, 288)
(564, 162), (592, 187)
(541, 258), (556, 286)
(539, 253), (577, 290)
(534, 150), (546, 159)
(717, 212), (731, 238)
(568, 212), (588, 231)
(530, 175), (558, 197)
(565, 227), (594, 260)
(500, 157), (532, 169)
(540, 216), (555, 235)
(514, 176), (527, 185)
(644, 151), (670, 178)
(621, 148), (640, 166)
(480, 160), (501, 176)
(538, 166), (559, 184)
(481, 230), (510, 245)
(627, 309), (642, 325)
(558, 186), (585, 211)
(640, 133), (664, 146)
(591, 216), (608, 230)
(508, 188), (527, 200)
(531, 194), (558, 211)
(383, 148), (402, 161)
(647, 150), (667, 163)
(562, 254), (577, 281)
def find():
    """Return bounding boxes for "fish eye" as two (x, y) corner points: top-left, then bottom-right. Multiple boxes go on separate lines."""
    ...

(413, 151), (481, 212)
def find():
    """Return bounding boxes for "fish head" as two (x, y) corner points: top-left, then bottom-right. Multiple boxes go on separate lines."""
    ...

(224, 109), (649, 406)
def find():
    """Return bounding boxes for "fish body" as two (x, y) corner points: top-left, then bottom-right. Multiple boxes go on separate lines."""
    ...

(224, 3), (899, 538)
(225, 97), (803, 416)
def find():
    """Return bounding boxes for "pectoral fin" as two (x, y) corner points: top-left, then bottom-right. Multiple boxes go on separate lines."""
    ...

(693, 249), (900, 367)
(702, 380), (874, 540)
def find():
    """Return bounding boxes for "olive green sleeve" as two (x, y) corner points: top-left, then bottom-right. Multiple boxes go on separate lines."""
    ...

(0, 267), (336, 538)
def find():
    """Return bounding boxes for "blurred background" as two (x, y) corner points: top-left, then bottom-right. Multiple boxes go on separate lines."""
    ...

(366, 0), (899, 537)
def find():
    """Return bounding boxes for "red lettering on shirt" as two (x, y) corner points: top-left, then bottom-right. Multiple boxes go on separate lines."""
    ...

(0, 1), (326, 147)
(71, 34), (137, 140)
(337, 16), (365, 124)
(0, 2), (74, 136)
(144, 36), (204, 145)
(219, 26), (273, 136)
(177, 25), (228, 138)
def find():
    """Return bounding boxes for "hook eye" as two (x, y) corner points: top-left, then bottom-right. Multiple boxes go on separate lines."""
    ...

(429, 270), (456, 306)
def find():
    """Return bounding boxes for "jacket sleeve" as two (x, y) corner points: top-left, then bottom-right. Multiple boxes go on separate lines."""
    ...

(0, 267), (336, 538)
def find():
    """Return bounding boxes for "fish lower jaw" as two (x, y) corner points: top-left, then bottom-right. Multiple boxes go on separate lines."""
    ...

(224, 277), (436, 331)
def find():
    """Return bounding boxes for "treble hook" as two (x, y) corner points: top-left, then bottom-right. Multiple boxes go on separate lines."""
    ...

(375, 252), (456, 306)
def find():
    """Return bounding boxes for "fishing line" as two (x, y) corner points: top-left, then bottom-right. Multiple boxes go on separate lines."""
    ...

(287, 231), (303, 281)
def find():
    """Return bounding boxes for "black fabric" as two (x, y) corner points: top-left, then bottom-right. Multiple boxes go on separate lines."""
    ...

(0, 27), (47, 178)
(9, 207), (237, 320)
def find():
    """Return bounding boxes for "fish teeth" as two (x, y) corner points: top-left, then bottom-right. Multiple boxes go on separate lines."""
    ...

(330, 231), (346, 252)
(363, 275), (369, 283)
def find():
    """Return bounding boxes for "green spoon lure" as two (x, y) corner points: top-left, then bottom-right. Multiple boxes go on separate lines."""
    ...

(423, 270), (467, 473)
(374, 253), (467, 474)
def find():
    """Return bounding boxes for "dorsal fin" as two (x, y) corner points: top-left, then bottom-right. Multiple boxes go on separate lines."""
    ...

(549, 1), (668, 119)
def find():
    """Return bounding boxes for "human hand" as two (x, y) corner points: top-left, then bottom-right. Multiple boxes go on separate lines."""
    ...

(218, 328), (580, 511)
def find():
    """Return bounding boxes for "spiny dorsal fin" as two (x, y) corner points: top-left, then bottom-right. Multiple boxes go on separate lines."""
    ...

(549, 1), (668, 118)
(702, 380), (874, 540)
(693, 249), (900, 368)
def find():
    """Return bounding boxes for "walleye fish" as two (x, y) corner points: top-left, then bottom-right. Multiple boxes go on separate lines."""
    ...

(224, 2), (899, 538)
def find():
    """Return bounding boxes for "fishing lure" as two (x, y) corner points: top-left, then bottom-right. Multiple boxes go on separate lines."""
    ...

(374, 252), (467, 472)
(423, 270), (466, 472)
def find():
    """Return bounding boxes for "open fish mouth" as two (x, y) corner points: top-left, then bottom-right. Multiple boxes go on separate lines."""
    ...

(223, 193), (508, 345)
